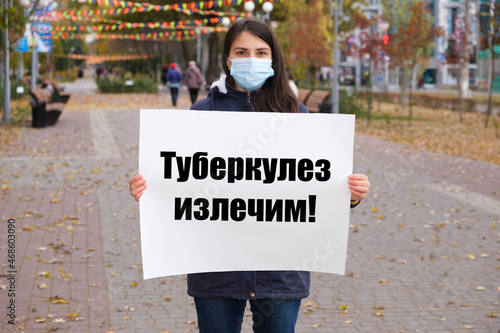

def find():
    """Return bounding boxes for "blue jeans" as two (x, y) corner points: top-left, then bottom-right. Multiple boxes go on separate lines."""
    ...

(170, 87), (179, 106)
(194, 298), (301, 333)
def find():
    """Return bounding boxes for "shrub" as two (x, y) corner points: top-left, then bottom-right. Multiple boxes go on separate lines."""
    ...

(96, 76), (157, 93)
(339, 90), (366, 115)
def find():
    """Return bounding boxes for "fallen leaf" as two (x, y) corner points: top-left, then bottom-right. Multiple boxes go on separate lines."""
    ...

(47, 296), (69, 304)
(35, 317), (47, 323)
(344, 319), (352, 324)
(338, 304), (348, 312)
(302, 308), (317, 313)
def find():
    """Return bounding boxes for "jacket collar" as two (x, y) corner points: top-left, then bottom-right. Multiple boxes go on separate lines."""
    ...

(210, 74), (228, 94)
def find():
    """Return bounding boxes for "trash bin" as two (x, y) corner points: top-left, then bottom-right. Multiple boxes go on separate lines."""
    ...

(31, 101), (46, 128)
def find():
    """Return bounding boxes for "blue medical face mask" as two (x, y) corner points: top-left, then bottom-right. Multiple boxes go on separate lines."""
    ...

(228, 57), (274, 91)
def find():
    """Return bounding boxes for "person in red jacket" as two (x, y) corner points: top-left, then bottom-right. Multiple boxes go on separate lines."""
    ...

(166, 63), (182, 106)
(130, 18), (370, 333)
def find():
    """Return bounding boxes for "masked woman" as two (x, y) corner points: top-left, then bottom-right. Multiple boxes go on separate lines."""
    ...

(130, 17), (370, 333)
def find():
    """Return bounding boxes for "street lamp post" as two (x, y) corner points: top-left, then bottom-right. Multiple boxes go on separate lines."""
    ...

(31, 23), (37, 90)
(244, 1), (274, 22)
(196, 24), (202, 66)
(3, 0), (12, 123)
(330, 0), (344, 114)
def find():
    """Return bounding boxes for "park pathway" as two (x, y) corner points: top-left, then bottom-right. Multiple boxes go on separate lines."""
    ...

(1, 78), (499, 332)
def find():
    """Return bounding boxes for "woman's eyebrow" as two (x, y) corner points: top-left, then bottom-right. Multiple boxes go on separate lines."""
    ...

(232, 46), (271, 52)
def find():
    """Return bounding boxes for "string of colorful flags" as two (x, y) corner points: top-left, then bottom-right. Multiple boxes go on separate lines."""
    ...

(39, 5), (247, 21)
(52, 53), (158, 65)
(53, 31), (203, 41)
(52, 15), (242, 33)
(84, 0), (272, 10)
(43, 1), (278, 48)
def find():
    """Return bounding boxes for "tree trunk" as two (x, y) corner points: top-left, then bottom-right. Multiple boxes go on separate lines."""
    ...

(205, 33), (221, 86)
(458, 0), (470, 123)
(408, 65), (416, 119)
(400, 66), (409, 109)
(485, 0), (495, 128)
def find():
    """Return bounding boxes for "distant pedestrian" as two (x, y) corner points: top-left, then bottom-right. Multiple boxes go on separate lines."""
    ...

(183, 61), (205, 104)
(161, 64), (169, 90)
(166, 63), (182, 106)
(417, 75), (425, 90)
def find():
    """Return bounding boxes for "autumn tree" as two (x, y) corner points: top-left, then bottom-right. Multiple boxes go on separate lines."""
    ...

(274, 0), (331, 85)
(343, 12), (385, 122)
(385, 1), (443, 119)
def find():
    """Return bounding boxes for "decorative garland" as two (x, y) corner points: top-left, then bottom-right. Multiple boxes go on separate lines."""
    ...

(54, 53), (156, 61)
(39, 7), (245, 20)
(52, 15), (242, 32)
(56, 12), (244, 26)
(84, 0), (273, 9)
(52, 31), (200, 41)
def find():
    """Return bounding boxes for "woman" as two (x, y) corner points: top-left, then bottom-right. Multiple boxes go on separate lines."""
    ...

(130, 18), (370, 333)
(166, 63), (182, 106)
(183, 60), (205, 104)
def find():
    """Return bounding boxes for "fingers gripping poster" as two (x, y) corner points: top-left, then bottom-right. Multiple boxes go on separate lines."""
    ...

(139, 109), (355, 279)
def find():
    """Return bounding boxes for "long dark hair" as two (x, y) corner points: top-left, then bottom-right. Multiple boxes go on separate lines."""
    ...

(222, 18), (299, 113)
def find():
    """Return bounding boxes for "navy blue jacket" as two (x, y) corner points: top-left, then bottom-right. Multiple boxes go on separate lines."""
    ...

(191, 75), (309, 114)
(187, 76), (309, 300)
(166, 68), (182, 85)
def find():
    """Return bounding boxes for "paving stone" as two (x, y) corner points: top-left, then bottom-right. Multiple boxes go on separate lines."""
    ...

(1, 79), (499, 332)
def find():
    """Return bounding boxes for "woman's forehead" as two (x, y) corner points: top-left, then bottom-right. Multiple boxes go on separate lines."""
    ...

(231, 31), (270, 50)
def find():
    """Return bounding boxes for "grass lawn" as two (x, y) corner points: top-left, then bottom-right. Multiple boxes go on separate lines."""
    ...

(355, 102), (500, 165)
(1, 95), (499, 165)
(0, 97), (31, 154)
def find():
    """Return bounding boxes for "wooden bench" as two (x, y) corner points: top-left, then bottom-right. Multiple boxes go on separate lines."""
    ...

(29, 88), (66, 127)
(304, 90), (331, 113)
(298, 89), (312, 104)
(48, 81), (71, 104)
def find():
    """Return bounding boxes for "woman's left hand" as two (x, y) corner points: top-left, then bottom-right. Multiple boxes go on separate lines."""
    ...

(348, 174), (370, 201)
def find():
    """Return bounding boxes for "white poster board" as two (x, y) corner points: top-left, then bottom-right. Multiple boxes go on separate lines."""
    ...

(139, 109), (355, 279)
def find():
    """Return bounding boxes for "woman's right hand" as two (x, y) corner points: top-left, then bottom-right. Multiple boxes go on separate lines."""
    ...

(129, 174), (147, 201)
